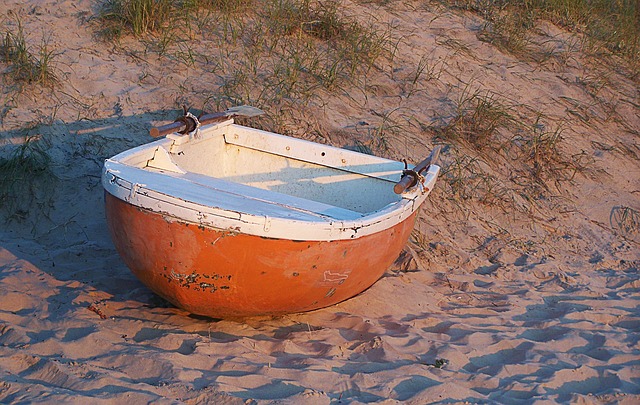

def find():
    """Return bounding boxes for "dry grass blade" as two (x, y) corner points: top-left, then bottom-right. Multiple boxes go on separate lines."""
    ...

(1, 16), (59, 89)
(0, 135), (56, 219)
(525, 117), (565, 181)
(194, 0), (254, 14)
(98, 0), (174, 38)
(435, 86), (514, 150)
(477, 5), (535, 57)
(444, 0), (640, 76)
(262, 0), (309, 36)
(439, 150), (511, 210)
(610, 206), (640, 240)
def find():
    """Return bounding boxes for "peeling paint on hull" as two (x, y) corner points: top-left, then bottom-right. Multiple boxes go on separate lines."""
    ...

(105, 193), (417, 318)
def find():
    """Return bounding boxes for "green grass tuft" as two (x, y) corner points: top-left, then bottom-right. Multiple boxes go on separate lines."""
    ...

(443, 0), (640, 76)
(1, 17), (59, 89)
(98, 0), (174, 38)
(0, 135), (56, 219)
(610, 205), (640, 240)
(194, 0), (254, 14)
(435, 85), (514, 149)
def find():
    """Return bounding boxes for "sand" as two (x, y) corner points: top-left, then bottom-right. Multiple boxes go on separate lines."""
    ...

(1, 0), (639, 403)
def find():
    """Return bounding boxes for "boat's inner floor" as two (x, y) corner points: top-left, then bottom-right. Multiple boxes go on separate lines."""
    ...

(144, 125), (406, 214)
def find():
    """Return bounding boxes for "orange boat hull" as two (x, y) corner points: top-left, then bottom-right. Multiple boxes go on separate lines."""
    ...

(105, 192), (416, 318)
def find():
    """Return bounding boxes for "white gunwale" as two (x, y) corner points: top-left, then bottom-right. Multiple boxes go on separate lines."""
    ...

(102, 120), (439, 241)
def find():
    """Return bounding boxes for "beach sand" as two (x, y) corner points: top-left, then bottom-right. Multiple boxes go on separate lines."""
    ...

(1, 0), (639, 403)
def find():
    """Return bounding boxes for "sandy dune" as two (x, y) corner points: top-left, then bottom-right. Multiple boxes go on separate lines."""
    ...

(1, 0), (639, 403)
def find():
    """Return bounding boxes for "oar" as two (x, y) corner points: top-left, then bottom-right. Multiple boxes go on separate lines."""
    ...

(394, 145), (442, 194)
(149, 105), (264, 138)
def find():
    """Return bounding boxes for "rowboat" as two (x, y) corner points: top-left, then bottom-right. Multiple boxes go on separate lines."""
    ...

(102, 108), (440, 318)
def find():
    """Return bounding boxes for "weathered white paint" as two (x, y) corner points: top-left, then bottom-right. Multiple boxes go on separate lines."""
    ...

(102, 120), (440, 241)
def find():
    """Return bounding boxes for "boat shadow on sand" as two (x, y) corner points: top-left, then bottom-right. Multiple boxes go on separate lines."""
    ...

(0, 110), (414, 320)
(0, 110), (189, 313)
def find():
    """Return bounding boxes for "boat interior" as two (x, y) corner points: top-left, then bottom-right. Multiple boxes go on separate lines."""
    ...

(123, 122), (408, 215)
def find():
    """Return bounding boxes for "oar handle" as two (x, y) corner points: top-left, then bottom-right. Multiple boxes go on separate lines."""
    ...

(394, 145), (441, 194)
(149, 111), (233, 138)
(394, 175), (416, 194)
(150, 121), (185, 138)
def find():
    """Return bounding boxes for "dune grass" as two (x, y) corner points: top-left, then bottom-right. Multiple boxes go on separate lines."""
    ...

(194, 0), (254, 14)
(434, 85), (515, 150)
(90, 0), (616, 215)
(98, 0), (174, 38)
(610, 205), (640, 241)
(534, 0), (639, 60)
(0, 134), (56, 220)
(429, 80), (590, 215)
(95, 0), (392, 134)
(445, 0), (640, 75)
(1, 16), (59, 89)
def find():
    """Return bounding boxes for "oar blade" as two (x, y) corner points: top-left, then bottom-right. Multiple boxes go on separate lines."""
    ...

(225, 105), (264, 118)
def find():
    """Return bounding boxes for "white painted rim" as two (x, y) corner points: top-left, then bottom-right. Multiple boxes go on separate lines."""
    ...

(102, 122), (439, 241)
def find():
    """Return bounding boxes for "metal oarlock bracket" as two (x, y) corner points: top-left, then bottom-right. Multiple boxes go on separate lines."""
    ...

(393, 145), (441, 194)
(174, 107), (202, 138)
(401, 169), (420, 190)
